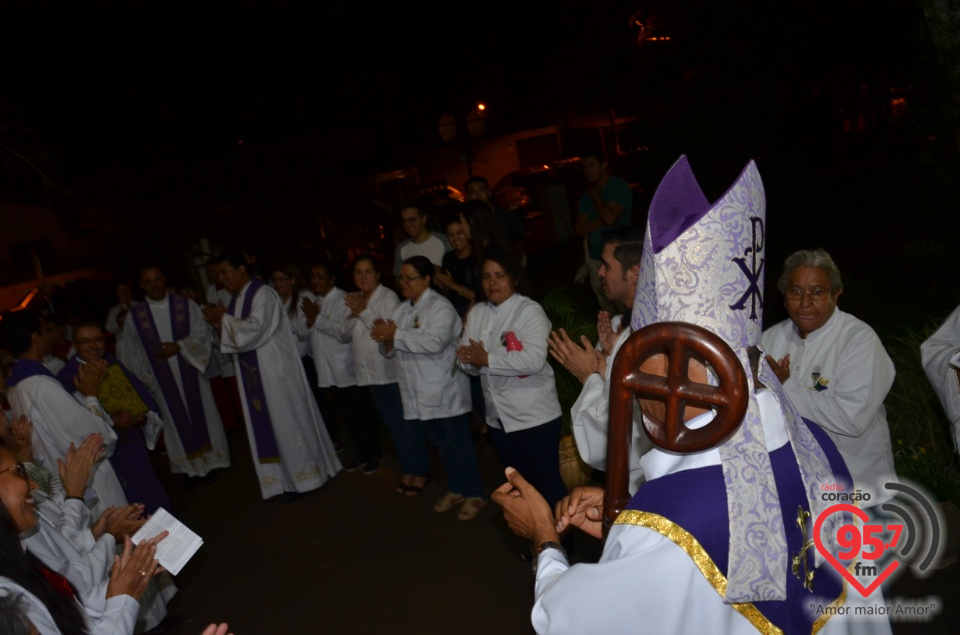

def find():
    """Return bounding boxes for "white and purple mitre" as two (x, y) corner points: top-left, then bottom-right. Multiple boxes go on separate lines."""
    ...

(631, 155), (841, 603)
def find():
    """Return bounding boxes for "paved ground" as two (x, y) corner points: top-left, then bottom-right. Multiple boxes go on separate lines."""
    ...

(155, 427), (567, 635)
(153, 425), (960, 635)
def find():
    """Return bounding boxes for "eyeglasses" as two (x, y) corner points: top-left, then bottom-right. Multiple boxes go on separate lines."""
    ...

(76, 337), (105, 345)
(401, 275), (423, 283)
(1, 463), (28, 480)
(786, 287), (831, 302)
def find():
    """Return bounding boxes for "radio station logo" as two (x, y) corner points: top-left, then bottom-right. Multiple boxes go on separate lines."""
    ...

(813, 481), (943, 598)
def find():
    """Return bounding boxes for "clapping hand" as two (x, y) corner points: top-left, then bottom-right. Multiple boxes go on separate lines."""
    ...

(202, 302), (227, 329)
(597, 310), (624, 356)
(345, 292), (367, 318)
(370, 318), (397, 345)
(301, 295), (320, 325)
(75, 360), (107, 397)
(455, 339), (488, 367)
(58, 433), (106, 499)
(106, 533), (168, 601)
(92, 503), (147, 541)
(547, 328), (603, 383)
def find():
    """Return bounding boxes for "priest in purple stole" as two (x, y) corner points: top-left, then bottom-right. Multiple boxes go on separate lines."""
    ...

(492, 157), (893, 634)
(58, 322), (171, 515)
(204, 253), (341, 500)
(120, 266), (230, 480)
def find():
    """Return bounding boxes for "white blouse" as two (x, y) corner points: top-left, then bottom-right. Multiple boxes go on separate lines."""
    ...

(459, 293), (561, 432)
(345, 285), (400, 386)
(294, 287), (357, 388)
(381, 288), (470, 420)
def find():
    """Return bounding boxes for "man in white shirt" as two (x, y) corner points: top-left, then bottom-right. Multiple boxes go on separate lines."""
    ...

(547, 227), (650, 493)
(392, 204), (450, 276)
(762, 249), (896, 505)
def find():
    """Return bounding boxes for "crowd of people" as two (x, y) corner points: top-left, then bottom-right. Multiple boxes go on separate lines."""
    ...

(0, 149), (958, 634)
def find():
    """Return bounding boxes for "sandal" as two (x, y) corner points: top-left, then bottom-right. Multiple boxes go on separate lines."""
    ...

(395, 483), (413, 494)
(434, 492), (465, 513)
(458, 497), (486, 521)
(404, 476), (429, 497)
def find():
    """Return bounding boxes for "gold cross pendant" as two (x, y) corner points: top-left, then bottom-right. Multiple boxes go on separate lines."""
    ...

(790, 506), (815, 591)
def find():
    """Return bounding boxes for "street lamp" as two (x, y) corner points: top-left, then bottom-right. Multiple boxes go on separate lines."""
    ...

(438, 104), (486, 177)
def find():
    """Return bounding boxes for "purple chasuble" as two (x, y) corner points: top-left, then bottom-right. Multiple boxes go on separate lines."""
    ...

(228, 279), (281, 463)
(131, 295), (212, 458)
(624, 420), (852, 634)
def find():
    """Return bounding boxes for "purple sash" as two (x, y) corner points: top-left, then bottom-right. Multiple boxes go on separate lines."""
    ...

(131, 296), (212, 458)
(228, 280), (281, 463)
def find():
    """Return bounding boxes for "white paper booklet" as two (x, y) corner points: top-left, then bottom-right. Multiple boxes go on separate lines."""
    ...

(131, 507), (203, 576)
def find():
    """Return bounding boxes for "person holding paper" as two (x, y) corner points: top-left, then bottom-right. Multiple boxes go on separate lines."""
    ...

(57, 322), (171, 515)
(203, 253), (342, 501)
(0, 442), (168, 635)
(456, 246), (567, 510)
(13, 428), (176, 634)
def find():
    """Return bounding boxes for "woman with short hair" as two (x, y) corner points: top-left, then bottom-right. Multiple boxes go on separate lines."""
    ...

(372, 256), (485, 520)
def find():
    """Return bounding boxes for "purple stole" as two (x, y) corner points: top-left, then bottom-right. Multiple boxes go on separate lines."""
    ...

(7, 359), (55, 386)
(228, 280), (281, 463)
(131, 296), (212, 458)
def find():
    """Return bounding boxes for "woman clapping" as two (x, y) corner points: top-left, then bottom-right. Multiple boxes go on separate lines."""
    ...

(455, 247), (567, 509)
(371, 256), (486, 520)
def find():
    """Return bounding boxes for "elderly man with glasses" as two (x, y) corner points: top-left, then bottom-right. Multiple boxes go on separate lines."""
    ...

(762, 248), (897, 506)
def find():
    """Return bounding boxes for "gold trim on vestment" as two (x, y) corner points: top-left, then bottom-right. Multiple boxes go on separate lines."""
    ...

(614, 510), (846, 635)
(812, 577), (847, 634)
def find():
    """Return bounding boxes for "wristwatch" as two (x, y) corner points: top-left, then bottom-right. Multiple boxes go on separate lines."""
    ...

(532, 540), (567, 573)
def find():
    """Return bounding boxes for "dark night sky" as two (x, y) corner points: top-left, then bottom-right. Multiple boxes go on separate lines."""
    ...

(2, 0), (624, 175)
(2, 0), (957, 334)
(0, 0), (933, 248)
